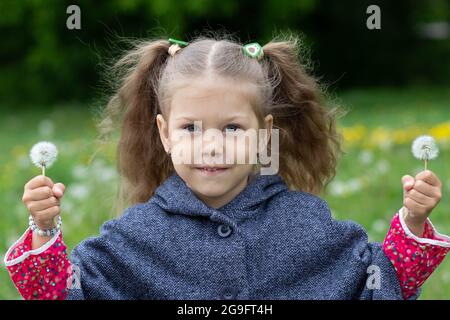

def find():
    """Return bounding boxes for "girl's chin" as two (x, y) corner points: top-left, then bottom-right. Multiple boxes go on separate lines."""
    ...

(191, 185), (228, 198)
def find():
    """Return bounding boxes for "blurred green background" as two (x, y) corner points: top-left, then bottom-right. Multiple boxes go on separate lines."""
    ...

(1, 0), (449, 299)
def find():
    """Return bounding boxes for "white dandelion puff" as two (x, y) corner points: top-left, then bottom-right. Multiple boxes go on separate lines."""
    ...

(411, 135), (439, 170)
(29, 141), (58, 176)
(404, 135), (439, 219)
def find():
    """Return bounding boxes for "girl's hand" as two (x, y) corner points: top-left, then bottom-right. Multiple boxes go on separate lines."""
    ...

(402, 170), (442, 236)
(22, 175), (65, 230)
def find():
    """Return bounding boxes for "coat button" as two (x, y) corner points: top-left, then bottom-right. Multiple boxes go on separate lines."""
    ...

(217, 224), (233, 237)
(221, 288), (237, 300)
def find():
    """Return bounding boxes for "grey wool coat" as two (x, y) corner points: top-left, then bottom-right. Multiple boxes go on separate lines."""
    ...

(66, 171), (412, 300)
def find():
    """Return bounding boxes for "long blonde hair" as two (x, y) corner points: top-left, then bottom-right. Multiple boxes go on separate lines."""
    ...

(93, 31), (345, 216)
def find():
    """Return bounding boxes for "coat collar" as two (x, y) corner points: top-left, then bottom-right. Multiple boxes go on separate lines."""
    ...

(150, 170), (288, 227)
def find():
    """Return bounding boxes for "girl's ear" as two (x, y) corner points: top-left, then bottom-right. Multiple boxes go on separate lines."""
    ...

(264, 114), (273, 131)
(259, 114), (273, 153)
(156, 114), (171, 153)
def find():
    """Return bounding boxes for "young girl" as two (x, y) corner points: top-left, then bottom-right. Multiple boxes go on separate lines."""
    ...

(4, 34), (449, 300)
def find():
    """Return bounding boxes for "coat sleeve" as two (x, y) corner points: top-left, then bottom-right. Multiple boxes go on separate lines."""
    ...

(65, 206), (148, 300)
(3, 206), (147, 300)
(322, 201), (450, 300)
(316, 200), (446, 300)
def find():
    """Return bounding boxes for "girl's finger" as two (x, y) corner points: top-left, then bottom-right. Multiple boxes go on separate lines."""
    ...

(413, 180), (438, 198)
(415, 170), (441, 187)
(404, 197), (427, 213)
(34, 205), (60, 220)
(406, 189), (429, 206)
(401, 175), (415, 191)
(27, 197), (60, 213)
(28, 186), (54, 201)
(53, 183), (65, 198)
(25, 175), (54, 191)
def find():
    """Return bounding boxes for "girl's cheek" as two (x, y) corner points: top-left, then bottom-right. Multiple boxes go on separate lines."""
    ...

(170, 131), (196, 164)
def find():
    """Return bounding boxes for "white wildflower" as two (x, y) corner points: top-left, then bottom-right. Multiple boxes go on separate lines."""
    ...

(412, 135), (439, 161)
(372, 219), (387, 233)
(29, 141), (58, 175)
(96, 166), (116, 182)
(411, 135), (439, 170)
(72, 164), (88, 179)
(347, 178), (362, 192)
(329, 181), (347, 197)
(376, 159), (390, 174)
(359, 150), (373, 165)
(67, 183), (89, 200)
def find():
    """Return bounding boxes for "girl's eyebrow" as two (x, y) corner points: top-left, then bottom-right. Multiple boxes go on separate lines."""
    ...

(174, 114), (249, 122)
(224, 115), (249, 122)
(173, 116), (196, 122)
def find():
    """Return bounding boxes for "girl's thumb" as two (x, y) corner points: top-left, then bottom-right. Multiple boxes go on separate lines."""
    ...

(53, 183), (65, 198)
(401, 175), (415, 191)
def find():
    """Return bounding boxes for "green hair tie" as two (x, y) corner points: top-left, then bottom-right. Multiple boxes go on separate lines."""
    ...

(243, 42), (264, 60)
(168, 38), (189, 47)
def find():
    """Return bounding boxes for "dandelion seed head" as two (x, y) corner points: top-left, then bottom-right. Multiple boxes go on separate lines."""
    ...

(29, 141), (58, 169)
(411, 135), (439, 160)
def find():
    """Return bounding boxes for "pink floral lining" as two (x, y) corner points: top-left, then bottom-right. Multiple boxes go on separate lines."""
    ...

(383, 209), (450, 299)
(5, 229), (71, 300)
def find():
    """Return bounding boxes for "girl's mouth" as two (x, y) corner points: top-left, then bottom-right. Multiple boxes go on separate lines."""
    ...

(195, 166), (229, 176)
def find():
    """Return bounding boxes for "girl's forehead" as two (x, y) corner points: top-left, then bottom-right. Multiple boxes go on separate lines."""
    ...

(172, 77), (255, 100)
(169, 78), (261, 117)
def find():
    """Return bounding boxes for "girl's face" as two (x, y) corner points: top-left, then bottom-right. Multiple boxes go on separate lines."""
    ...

(156, 77), (273, 209)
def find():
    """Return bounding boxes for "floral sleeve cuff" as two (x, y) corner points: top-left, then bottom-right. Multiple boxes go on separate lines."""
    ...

(3, 227), (71, 300)
(383, 206), (450, 299)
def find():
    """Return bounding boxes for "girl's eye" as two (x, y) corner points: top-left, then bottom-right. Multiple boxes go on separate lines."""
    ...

(183, 124), (201, 132)
(224, 124), (242, 133)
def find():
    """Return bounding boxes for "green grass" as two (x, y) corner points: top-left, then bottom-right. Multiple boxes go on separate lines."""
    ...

(1, 87), (449, 299)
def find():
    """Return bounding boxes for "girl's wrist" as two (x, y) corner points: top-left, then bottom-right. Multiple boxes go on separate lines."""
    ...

(34, 219), (56, 230)
(404, 214), (426, 237)
(29, 215), (62, 237)
(31, 230), (53, 249)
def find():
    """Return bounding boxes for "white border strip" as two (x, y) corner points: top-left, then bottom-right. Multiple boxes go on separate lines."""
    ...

(399, 206), (450, 248)
(3, 227), (61, 267)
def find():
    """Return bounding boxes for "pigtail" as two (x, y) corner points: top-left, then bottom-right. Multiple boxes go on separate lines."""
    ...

(97, 39), (173, 215)
(263, 36), (345, 195)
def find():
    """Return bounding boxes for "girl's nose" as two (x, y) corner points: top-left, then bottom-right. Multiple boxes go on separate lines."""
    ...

(201, 139), (224, 162)
(202, 143), (222, 158)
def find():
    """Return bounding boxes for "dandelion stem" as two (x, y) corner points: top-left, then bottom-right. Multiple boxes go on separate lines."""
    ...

(424, 158), (428, 171)
(42, 165), (45, 177)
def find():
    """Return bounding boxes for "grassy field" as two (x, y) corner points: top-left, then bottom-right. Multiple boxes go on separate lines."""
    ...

(1, 87), (449, 299)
